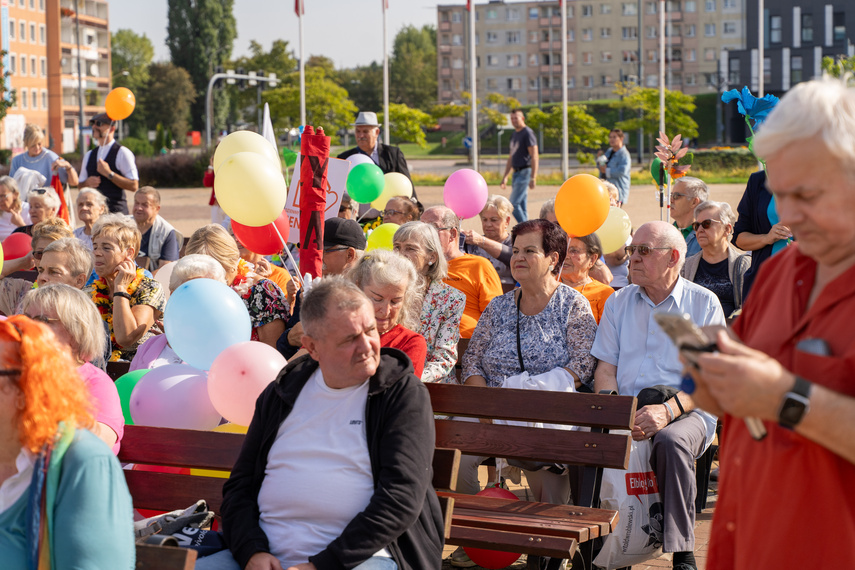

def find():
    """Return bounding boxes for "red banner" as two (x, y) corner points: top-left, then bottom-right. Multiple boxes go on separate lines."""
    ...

(298, 125), (329, 279)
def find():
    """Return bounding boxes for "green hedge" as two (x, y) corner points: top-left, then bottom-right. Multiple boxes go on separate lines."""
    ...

(690, 148), (758, 170)
(136, 152), (211, 188)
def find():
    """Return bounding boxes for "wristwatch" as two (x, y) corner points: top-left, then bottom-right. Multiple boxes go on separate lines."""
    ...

(109, 171), (115, 180)
(777, 376), (812, 430)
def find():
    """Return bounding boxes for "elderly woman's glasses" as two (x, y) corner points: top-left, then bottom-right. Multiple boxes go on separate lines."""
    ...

(26, 314), (60, 324)
(30, 188), (48, 196)
(625, 245), (671, 256)
(692, 219), (723, 232)
(382, 209), (404, 217)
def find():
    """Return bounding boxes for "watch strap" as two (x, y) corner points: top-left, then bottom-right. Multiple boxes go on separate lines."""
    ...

(777, 376), (812, 430)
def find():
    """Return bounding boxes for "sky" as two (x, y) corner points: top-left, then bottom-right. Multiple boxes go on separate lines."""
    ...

(109, 0), (446, 69)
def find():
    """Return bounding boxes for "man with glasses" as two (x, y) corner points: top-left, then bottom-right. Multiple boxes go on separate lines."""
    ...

(421, 206), (502, 341)
(592, 221), (724, 570)
(669, 177), (709, 257)
(78, 113), (139, 214)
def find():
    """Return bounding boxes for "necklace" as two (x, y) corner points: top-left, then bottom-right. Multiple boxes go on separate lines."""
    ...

(22, 151), (45, 164)
(564, 275), (591, 290)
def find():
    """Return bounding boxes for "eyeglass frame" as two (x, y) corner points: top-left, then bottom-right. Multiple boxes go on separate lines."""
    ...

(691, 219), (724, 232)
(382, 209), (405, 218)
(625, 244), (673, 256)
(88, 119), (114, 128)
(670, 192), (690, 201)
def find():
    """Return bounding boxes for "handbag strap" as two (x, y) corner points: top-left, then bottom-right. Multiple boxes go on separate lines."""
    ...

(515, 289), (526, 373)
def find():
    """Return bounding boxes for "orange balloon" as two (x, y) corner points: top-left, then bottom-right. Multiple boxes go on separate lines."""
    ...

(105, 87), (136, 121)
(554, 174), (610, 237)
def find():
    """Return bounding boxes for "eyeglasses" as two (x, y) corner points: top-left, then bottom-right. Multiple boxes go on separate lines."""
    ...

(566, 247), (589, 257)
(691, 219), (723, 232)
(26, 314), (60, 324)
(430, 225), (455, 233)
(382, 209), (404, 218)
(670, 192), (689, 201)
(625, 245), (672, 256)
(323, 246), (349, 254)
(33, 250), (44, 260)
(30, 188), (48, 196)
(89, 119), (112, 128)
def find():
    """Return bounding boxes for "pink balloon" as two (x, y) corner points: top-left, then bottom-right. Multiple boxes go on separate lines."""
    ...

(443, 169), (489, 219)
(345, 153), (374, 167)
(207, 341), (288, 426)
(129, 364), (221, 430)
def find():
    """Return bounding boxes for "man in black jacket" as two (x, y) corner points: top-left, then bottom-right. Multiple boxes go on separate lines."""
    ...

(212, 276), (444, 570)
(337, 112), (412, 181)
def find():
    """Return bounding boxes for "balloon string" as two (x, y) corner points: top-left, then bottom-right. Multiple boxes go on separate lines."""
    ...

(272, 222), (304, 288)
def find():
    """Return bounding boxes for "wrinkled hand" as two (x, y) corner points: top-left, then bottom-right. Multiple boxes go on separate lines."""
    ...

(287, 322), (305, 348)
(96, 159), (113, 178)
(112, 260), (137, 294)
(52, 158), (71, 171)
(692, 331), (793, 421)
(767, 223), (792, 245)
(461, 229), (482, 246)
(285, 277), (298, 302)
(254, 257), (272, 277)
(246, 552), (283, 570)
(632, 404), (670, 441)
(82, 175), (101, 188)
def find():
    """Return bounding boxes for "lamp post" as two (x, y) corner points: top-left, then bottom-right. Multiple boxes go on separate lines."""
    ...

(73, 0), (85, 156)
(111, 70), (129, 140)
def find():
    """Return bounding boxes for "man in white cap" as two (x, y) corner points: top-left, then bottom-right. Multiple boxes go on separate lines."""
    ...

(337, 112), (412, 181)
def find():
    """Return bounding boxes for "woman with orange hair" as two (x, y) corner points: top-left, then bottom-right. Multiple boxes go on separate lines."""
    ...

(0, 315), (134, 567)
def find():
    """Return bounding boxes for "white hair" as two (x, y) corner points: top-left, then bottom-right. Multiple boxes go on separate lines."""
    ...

(169, 254), (227, 293)
(29, 187), (61, 210)
(640, 221), (687, 269)
(694, 200), (736, 228)
(753, 78), (855, 177)
(675, 176), (709, 202)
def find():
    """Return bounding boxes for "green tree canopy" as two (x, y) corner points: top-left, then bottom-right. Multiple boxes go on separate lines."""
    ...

(611, 83), (698, 140)
(111, 29), (154, 137)
(228, 40), (298, 127)
(822, 55), (855, 85)
(140, 63), (197, 143)
(390, 25), (437, 111)
(337, 62), (383, 114)
(526, 105), (608, 163)
(167, 0), (236, 131)
(388, 103), (434, 147)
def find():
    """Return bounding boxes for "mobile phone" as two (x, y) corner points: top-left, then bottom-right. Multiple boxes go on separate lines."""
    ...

(654, 312), (717, 366)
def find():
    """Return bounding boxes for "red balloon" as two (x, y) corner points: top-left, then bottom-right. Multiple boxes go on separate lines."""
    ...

(463, 486), (522, 569)
(2, 232), (32, 261)
(231, 210), (290, 255)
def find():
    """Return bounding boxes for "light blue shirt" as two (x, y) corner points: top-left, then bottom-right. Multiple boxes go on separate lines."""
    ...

(685, 229), (701, 257)
(605, 145), (632, 203)
(591, 277), (725, 449)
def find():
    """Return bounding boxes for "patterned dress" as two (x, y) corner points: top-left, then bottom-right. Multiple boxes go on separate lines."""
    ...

(236, 278), (289, 341)
(419, 280), (466, 384)
(92, 274), (166, 361)
(463, 284), (598, 389)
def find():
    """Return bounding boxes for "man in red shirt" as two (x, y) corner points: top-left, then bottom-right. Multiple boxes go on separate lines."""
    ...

(691, 78), (855, 568)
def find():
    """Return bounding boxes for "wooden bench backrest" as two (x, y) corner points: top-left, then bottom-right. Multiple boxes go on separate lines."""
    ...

(427, 383), (636, 470)
(119, 426), (460, 515)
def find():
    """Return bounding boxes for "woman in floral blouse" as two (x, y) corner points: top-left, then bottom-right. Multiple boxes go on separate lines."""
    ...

(462, 219), (598, 505)
(393, 222), (465, 383)
(90, 214), (165, 361)
(185, 224), (288, 348)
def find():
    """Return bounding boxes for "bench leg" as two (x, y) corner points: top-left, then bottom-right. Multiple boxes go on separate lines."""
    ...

(695, 444), (718, 513)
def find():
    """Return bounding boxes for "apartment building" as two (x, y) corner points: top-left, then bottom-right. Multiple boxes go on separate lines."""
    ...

(1, 0), (110, 153)
(437, 0), (746, 108)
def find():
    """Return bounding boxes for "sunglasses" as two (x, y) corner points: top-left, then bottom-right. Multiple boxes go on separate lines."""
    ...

(382, 209), (404, 217)
(30, 188), (48, 196)
(625, 245), (672, 256)
(691, 219), (723, 232)
(670, 192), (689, 201)
(323, 246), (349, 254)
(88, 119), (113, 128)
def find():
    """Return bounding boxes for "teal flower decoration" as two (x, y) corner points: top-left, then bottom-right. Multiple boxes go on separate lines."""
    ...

(721, 87), (780, 127)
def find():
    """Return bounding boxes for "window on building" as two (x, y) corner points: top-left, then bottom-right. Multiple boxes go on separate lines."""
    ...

(568, 29), (575, 41)
(442, 78), (451, 90)
(645, 74), (658, 87)
(687, 48), (696, 61)
(723, 0), (736, 7)
(670, 48), (682, 61)
(791, 55), (803, 83)
(21, 88), (27, 109)
(833, 12), (845, 43)
(623, 26), (638, 40)
(507, 54), (522, 67)
(441, 34), (449, 45)
(646, 26), (657, 38)
(704, 23), (716, 36)
(40, 57), (45, 76)
(441, 57), (450, 68)
(30, 56), (36, 76)
(705, 0), (715, 10)
(19, 54), (26, 76)
(622, 50), (637, 63)
(529, 54), (539, 66)
(583, 75), (594, 88)
(486, 32), (497, 43)
(475, 33), (480, 45)
(764, 56), (771, 85)
(769, 16), (782, 43)
(40, 0), (45, 9)
(728, 58), (740, 84)
(440, 11), (450, 22)
(507, 31), (521, 44)
(582, 52), (593, 65)
(685, 73), (697, 85)
(705, 48), (716, 61)
(686, 24), (696, 37)
(705, 73), (718, 86)
(622, 3), (637, 16)
(801, 14), (813, 43)
(487, 55), (499, 66)
(602, 75), (613, 86)
(529, 78), (539, 89)
(453, 58), (464, 69)
(666, 24), (681, 37)
(601, 4), (612, 15)
(486, 8), (497, 19)
(646, 2), (657, 14)
(567, 5), (574, 18)
(9, 19), (15, 40)
(668, 0), (681, 11)
(39, 24), (45, 44)
(541, 30), (551, 42)
(452, 34), (462, 45)
(451, 11), (461, 23)
(41, 90), (47, 110)
(529, 7), (538, 19)
(602, 51), (613, 63)
(647, 49), (658, 63)
(9, 55), (15, 74)
(601, 27), (612, 39)
(723, 21), (736, 35)
(29, 23), (35, 43)
(541, 77), (551, 88)
(29, 0), (34, 9)
(567, 52), (575, 65)
(529, 30), (538, 43)
(582, 28), (593, 41)
(542, 53), (552, 65)
(508, 78), (521, 90)
(685, 0), (697, 11)
(507, 8), (520, 20)
(487, 78), (497, 89)
(31, 90), (37, 109)
(568, 77), (576, 88)
(581, 5), (593, 17)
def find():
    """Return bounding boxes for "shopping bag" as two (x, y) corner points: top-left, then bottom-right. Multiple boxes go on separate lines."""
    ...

(594, 431), (665, 569)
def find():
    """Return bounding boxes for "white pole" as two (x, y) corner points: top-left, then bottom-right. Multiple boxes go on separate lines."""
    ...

(469, 1), (478, 171)
(659, 0), (665, 134)
(758, 0), (764, 96)
(382, 0), (390, 145)
(561, 0), (568, 179)
(299, 2), (306, 126)
(666, 0), (671, 90)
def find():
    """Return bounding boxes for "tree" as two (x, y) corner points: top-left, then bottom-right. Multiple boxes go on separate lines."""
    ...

(460, 92), (521, 129)
(337, 62), (383, 113)
(822, 55), (855, 85)
(167, 0), (236, 132)
(388, 103), (434, 147)
(390, 25), (437, 111)
(111, 29), (154, 137)
(263, 67), (357, 142)
(611, 83), (698, 143)
(140, 63), (197, 144)
(526, 105), (608, 163)
(228, 40), (298, 126)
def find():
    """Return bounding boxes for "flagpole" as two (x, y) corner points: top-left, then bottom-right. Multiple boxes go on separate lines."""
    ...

(659, 0), (665, 134)
(383, 0), (390, 145)
(560, 0), (568, 180)
(298, 0), (306, 127)
(469, 0), (478, 172)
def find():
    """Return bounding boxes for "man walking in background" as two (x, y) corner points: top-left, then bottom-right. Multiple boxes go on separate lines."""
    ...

(500, 109), (538, 223)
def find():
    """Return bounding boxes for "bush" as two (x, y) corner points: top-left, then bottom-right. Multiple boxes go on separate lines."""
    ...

(136, 152), (211, 188)
(0, 149), (12, 166)
(122, 137), (154, 158)
(691, 148), (758, 171)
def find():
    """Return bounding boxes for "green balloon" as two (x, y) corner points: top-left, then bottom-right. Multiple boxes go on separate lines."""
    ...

(650, 157), (666, 186)
(114, 369), (150, 426)
(346, 162), (385, 203)
(281, 147), (298, 167)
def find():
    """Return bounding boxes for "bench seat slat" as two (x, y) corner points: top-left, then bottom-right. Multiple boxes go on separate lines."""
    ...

(449, 526), (579, 559)
(124, 471), (226, 514)
(452, 509), (594, 542)
(119, 426), (244, 471)
(436, 420), (632, 470)
(427, 383), (636, 430)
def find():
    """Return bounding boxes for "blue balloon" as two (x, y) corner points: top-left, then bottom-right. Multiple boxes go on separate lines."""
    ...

(164, 279), (252, 370)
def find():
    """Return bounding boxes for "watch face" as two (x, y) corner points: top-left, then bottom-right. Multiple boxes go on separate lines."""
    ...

(779, 394), (809, 429)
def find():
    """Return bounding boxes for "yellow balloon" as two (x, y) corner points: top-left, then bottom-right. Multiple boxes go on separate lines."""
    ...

(215, 152), (288, 227)
(366, 223), (400, 252)
(212, 423), (249, 434)
(371, 172), (413, 209)
(594, 207), (633, 254)
(213, 131), (281, 172)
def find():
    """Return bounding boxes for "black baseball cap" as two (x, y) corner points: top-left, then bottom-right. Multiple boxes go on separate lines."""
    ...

(324, 217), (366, 250)
(90, 112), (115, 126)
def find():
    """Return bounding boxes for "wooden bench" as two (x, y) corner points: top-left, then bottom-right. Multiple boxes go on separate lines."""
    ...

(119, 425), (460, 569)
(426, 383), (637, 568)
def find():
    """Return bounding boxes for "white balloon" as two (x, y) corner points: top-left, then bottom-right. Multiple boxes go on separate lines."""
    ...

(346, 153), (374, 167)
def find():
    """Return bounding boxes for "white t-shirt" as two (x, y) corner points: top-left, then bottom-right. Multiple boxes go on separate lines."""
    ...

(79, 140), (139, 182)
(257, 368), (389, 567)
(0, 203), (31, 241)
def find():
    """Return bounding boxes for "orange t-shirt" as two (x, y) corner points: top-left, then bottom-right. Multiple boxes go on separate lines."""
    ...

(571, 279), (615, 324)
(443, 254), (503, 339)
(266, 264), (292, 294)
